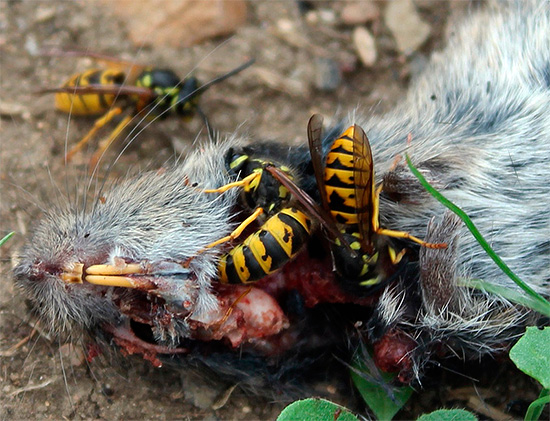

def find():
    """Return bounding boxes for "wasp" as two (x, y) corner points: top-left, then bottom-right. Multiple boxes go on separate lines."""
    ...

(267, 115), (447, 292)
(39, 49), (254, 168)
(190, 148), (317, 284)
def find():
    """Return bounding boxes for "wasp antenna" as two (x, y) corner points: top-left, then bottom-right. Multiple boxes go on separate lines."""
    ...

(33, 87), (57, 95)
(193, 57), (255, 96)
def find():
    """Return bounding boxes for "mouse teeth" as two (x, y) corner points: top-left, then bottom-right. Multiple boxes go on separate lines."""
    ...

(85, 274), (154, 289)
(84, 263), (156, 289)
(61, 262), (84, 284)
(86, 263), (143, 275)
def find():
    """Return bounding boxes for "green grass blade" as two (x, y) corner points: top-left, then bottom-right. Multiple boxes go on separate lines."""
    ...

(524, 389), (549, 421)
(0, 232), (14, 247)
(461, 279), (550, 316)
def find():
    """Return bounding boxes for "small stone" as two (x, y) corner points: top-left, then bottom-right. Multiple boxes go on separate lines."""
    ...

(0, 101), (30, 119)
(24, 34), (39, 56)
(341, 1), (380, 25)
(409, 53), (428, 78)
(384, 0), (431, 55)
(315, 57), (342, 92)
(58, 343), (86, 367)
(353, 26), (377, 67)
(304, 10), (319, 25)
(97, 0), (247, 48)
(277, 18), (294, 33)
(317, 8), (337, 25)
(275, 18), (309, 49)
(34, 6), (56, 23)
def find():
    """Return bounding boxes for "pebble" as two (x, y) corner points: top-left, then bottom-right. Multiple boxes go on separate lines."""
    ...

(275, 18), (309, 49)
(0, 101), (30, 119)
(341, 0), (380, 25)
(24, 34), (39, 56)
(58, 343), (86, 367)
(315, 57), (342, 92)
(317, 8), (337, 25)
(34, 6), (56, 23)
(97, 0), (247, 48)
(181, 378), (219, 409)
(408, 53), (429, 78)
(353, 26), (377, 67)
(384, 0), (431, 54)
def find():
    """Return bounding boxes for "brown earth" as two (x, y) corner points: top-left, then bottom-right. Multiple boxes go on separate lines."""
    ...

(0, 1), (542, 420)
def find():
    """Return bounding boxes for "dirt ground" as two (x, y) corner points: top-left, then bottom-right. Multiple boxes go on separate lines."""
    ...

(0, 1), (543, 420)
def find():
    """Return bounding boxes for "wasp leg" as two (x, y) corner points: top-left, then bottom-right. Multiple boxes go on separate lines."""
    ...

(377, 228), (447, 249)
(372, 184), (384, 232)
(373, 182), (447, 249)
(65, 107), (124, 162)
(183, 207), (265, 268)
(388, 247), (407, 265)
(203, 172), (260, 194)
(88, 114), (133, 172)
(217, 286), (253, 327)
(202, 207), (264, 251)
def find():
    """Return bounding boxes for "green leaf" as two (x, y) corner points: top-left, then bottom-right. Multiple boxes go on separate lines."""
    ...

(277, 398), (359, 421)
(405, 155), (550, 317)
(509, 327), (550, 389)
(351, 357), (413, 420)
(417, 409), (478, 421)
(0, 232), (14, 247)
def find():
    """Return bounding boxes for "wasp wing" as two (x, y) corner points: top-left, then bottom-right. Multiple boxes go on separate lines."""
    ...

(265, 165), (356, 255)
(307, 114), (331, 213)
(36, 84), (156, 101)
(40, 47), (147, 82)
(352, 124), (376, 252)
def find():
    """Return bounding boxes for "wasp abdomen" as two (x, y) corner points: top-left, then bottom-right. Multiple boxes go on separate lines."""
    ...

(219, 208), (311, 284)
(55, 68), (125, 115)
(324, 130), (364, 225)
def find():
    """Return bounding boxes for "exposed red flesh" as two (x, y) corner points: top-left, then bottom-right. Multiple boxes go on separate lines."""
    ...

(107, 251), (383, 366)
(257, 253), (379, 307)
(187, 285), (289, 347)
(373, 329), (417, 383)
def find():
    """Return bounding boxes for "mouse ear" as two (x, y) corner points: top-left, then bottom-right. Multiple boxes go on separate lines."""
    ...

(419, 211), (462, 313)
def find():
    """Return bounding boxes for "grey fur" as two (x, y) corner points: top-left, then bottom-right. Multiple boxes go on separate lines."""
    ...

(352, 0), (549, 378)
(14, 135), (244, 339)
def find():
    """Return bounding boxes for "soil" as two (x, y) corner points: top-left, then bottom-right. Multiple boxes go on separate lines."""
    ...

(0, 1), (543, 420)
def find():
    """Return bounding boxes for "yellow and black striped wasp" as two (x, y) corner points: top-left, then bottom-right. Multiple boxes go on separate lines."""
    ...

(39, 49), (254, 168)
(267, 114), (446, 292)
(189, 139), (357, 285)
(192, 148), (320, 284)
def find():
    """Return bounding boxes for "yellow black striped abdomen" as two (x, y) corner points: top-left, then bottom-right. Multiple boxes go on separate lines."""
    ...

(324, 127), (361, 225)
(55, 68), (126, 115)
(218, 208), (312, 284)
